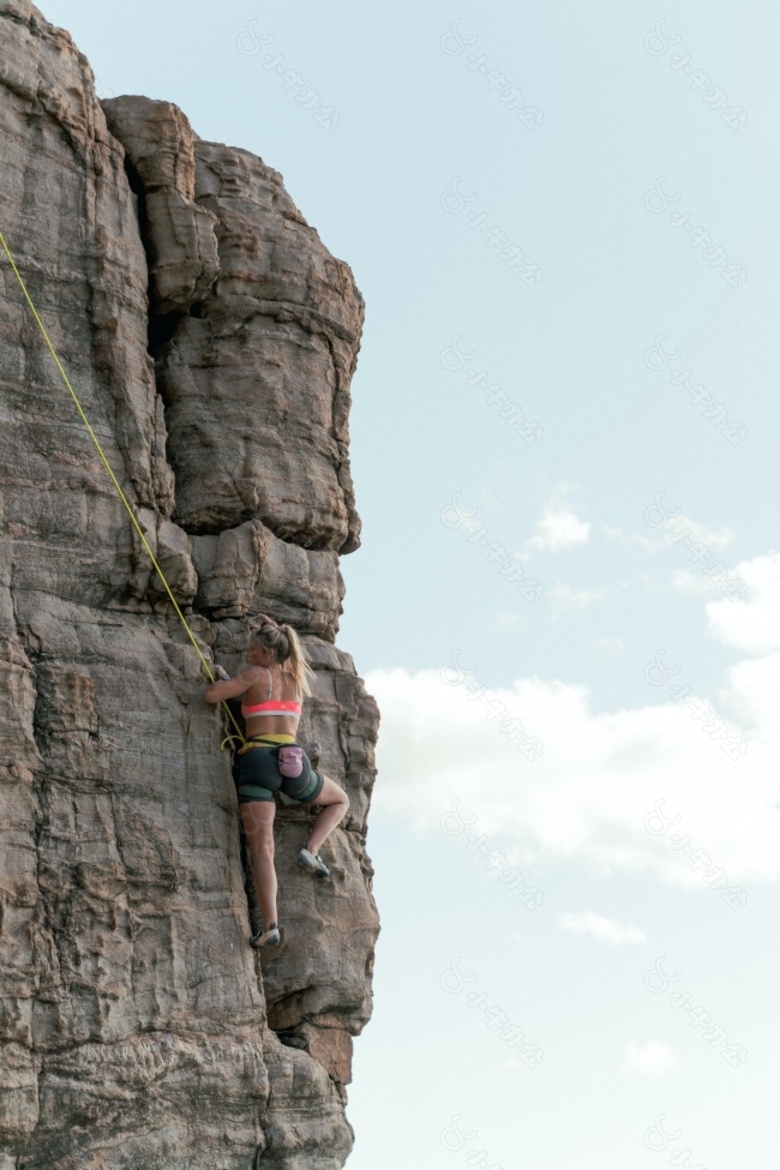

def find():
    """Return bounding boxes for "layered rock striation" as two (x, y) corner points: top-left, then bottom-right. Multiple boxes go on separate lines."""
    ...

(0, 3), (378, 1167)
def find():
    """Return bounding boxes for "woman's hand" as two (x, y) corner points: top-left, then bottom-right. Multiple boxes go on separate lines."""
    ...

(204, 664), (233, 702)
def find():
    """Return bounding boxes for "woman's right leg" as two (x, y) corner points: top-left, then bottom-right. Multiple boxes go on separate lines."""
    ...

(239, 800), (278, 931)
(304, 775), (350, 855)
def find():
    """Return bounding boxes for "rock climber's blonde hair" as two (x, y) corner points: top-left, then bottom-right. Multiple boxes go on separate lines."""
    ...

(248, 615), (315, 696)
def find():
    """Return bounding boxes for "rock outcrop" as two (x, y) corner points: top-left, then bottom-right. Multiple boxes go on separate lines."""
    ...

(0, 3), (379, 1167)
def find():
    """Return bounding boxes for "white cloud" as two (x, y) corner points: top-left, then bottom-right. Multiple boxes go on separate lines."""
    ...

(550, 584), (607, 614)
(521, 483), (590, 558)
(603, 513), (736, 556)
(671, 570), (725, 598)
(529, 508), (590, 552)
(620, 1040), (678, 1077)
(706, 552), (780, 655)
(672, 513), (736, 548)
(366, 553), (780, 886)
(557, 911), (646, 945)
(601, 524), (664, 554)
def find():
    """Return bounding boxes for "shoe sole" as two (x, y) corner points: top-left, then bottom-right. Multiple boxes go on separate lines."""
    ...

(251, 930), (280, 948)
(298, 850), (330, 878)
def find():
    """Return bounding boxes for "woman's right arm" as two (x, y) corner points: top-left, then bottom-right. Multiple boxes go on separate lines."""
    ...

(204, 666), (262, 704)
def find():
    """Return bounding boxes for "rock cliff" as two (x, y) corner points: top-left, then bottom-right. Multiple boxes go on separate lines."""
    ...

(0, 3), (379, 1166)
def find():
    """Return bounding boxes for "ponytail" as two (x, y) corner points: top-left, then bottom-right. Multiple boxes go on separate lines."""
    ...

(248, 615), (315, 696)
(279, 623), (316, 697)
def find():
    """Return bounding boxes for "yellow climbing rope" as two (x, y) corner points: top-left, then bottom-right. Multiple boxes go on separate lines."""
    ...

(0, 230), (245, 745)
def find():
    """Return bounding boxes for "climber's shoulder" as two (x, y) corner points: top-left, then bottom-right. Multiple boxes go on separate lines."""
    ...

(236, 665), (266, 690)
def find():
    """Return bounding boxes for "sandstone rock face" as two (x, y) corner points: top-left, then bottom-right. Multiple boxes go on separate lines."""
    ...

(0, 4), (378, 1167)
(102, 94), (364, 554)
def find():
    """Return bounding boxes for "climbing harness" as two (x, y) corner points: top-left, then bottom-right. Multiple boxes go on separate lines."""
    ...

(0, 230), (245, 746)
(236, 735), (304, 777)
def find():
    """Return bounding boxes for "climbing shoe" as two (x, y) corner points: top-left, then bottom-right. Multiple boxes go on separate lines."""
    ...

(251, 922), (280, 948)
(298, 848), (330, 878)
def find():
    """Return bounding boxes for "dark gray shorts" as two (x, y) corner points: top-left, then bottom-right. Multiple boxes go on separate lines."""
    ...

(237, 744), (324, 805)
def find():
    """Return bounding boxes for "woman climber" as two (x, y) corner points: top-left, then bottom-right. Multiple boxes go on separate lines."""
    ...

(204, 615), (349, 949)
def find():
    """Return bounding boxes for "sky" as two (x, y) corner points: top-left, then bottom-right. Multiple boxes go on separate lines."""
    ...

(36, 2), (780, 1166)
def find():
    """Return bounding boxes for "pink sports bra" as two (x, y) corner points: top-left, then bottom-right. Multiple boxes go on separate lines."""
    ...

(241, 668), (302, 719)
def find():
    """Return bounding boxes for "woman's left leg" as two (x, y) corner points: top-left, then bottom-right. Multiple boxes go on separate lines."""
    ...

(239, 799), (278, 935)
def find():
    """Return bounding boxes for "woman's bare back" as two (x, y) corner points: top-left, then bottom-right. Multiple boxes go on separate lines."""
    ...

(242, 663), (302, 736)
